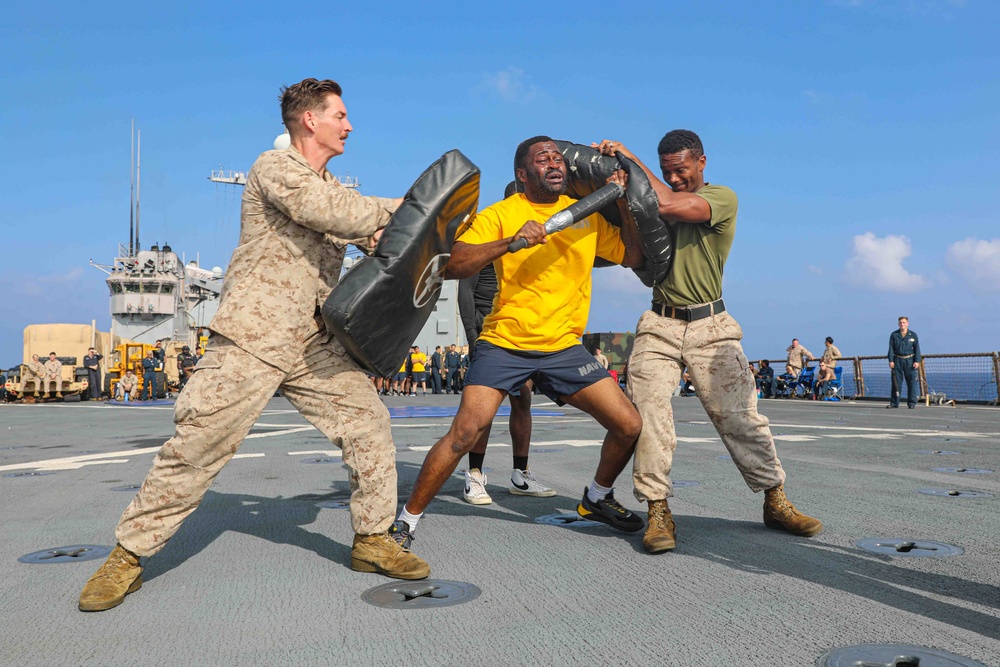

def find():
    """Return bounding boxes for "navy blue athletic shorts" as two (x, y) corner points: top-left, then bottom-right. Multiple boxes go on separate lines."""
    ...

(412, 371), (427, 383)
(464, 340), (610, 402)
(394, 372), (407, 382)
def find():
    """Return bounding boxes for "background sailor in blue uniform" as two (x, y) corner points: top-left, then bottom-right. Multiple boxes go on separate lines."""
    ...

(888, 316), (921, 409)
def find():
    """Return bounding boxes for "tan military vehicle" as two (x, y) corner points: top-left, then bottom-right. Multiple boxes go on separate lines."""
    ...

(10, 324), (122, 401)
(6, 323), (202, 402)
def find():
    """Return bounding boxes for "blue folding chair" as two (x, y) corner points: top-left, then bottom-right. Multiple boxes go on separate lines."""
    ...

(821, 366), (844, 401)
(789, 367), (815, 398)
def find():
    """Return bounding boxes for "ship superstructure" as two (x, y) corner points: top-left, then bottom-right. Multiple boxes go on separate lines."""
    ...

(90, 122), (225, 346)
(93, 244), (223, 345)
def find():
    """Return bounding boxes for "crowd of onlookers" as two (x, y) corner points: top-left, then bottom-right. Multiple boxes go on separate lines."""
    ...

(369, 344), (470, 396)
(676, 336), (845, 401)
(4, 340), (204, 402)
(368, 345), (621, 397)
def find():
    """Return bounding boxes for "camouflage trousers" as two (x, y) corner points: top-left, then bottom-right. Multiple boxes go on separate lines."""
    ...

(20, 370), (42, 395)
(116, 332), (397, 557)
(627, 309), (785, 501)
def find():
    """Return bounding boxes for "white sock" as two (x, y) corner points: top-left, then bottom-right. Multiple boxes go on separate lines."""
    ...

(398, 507), (422, 532)
(587, 480), (613, 504)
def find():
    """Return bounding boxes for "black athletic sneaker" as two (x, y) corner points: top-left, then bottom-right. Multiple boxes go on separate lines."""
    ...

(577, 488), (644, 533)
(388, 520), (414, 549)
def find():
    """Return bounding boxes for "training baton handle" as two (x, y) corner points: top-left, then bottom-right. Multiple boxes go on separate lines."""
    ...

(507, 181), (624, 253)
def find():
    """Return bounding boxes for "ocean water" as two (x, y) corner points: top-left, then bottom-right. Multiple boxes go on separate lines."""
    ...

(836, 369), (997, 402)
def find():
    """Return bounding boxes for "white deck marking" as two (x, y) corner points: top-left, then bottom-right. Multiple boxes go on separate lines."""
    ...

(233, 453), (266, 459)
(245, 426), (314, 439)
(38, 459), (131, 471)
(0, 425), (322, 472)
(0, 447), (161, 472)
(287, 450), (343, 457)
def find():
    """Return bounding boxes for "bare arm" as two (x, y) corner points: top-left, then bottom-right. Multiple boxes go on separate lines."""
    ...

(592, 140), (711, 223)
(444, 221), (547, 279)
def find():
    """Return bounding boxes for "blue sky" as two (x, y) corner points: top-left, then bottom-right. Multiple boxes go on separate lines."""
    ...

(1, 0), (997, 365)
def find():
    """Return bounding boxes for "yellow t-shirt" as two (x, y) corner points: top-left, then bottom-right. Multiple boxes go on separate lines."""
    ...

(457, 193), (625, 352)
(410, 352), (427, 373)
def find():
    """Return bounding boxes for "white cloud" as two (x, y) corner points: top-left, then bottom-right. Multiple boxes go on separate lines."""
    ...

(806, 264), (823, 275)
(0, 266), (88, 298)
(945, 238), (1000, 292)
(844, 232), (930, 292)
(595, 264), (650, 296)
(474, 68), (537, 104)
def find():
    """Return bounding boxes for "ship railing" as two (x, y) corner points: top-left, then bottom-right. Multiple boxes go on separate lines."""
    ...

(754, 352), (1000, 405)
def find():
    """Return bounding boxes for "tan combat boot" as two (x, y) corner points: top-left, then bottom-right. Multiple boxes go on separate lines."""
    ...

(78, 544), (143, 612)
(763, 485), (823, 537)
(351, 532), (430, 580)
(643, 499), (676, 553)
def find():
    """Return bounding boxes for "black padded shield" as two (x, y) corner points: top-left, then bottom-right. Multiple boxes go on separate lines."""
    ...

(322, 150), (480, 376)
(553, 140), (673, 287)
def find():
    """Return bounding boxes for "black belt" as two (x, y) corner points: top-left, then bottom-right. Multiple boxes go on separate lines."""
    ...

(651, 299), (726, 322)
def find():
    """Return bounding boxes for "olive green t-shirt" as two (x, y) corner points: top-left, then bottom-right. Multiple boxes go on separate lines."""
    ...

(653, 184), (738, 307)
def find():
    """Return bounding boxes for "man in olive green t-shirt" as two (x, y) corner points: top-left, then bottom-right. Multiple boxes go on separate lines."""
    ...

(593, 130), (822, 554)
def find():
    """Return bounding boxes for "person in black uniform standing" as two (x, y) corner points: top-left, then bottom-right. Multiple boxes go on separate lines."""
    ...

(141, 350), (160, 401)
(444, 344), (462, 394)
(83, 347), (103, 400)
(176, 346), (198, 390)
(888, 316), (921, 409)
(429, 346), (444, 394)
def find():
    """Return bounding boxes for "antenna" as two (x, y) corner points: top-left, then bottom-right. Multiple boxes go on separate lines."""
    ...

(129, 120), (135, 257)
(136, 129), (141, 253)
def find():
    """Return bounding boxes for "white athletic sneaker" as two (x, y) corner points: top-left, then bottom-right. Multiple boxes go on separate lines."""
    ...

(510, 468), (556, 497)
(463, 469), (493, 505)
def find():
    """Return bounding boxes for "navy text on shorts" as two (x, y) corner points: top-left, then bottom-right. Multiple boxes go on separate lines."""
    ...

(464, 340), (610, 402)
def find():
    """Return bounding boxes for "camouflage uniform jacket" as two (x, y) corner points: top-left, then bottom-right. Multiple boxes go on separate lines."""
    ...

(43, 359), (62, 379)
(208, 146), (398, 371)
(118, 373), (138, 392)
(786, 345), (813, 368)
(24, 359), (44, 379)
(821, 345), (842, 367)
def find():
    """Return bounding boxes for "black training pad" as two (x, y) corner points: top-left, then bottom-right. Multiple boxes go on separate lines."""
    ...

(554, 140), (673, 287)
(323, 150), (480, 376)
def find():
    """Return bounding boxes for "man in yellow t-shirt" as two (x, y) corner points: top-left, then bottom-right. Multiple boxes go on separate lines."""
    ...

(389, 136), (646, 555)
(409, 346), (429, 396)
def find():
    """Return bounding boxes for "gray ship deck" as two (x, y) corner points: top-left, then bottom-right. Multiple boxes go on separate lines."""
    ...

(1, 395), (998, 666)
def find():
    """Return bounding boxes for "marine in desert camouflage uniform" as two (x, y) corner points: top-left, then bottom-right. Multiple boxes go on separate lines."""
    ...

(593, 131), (822, 555)
(42, 353), (62, 397)
(19, 354), (45, 398)
(785, 339), (813, 378)
(79, 78), (429, 613)
(116, 369), (139, 400)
